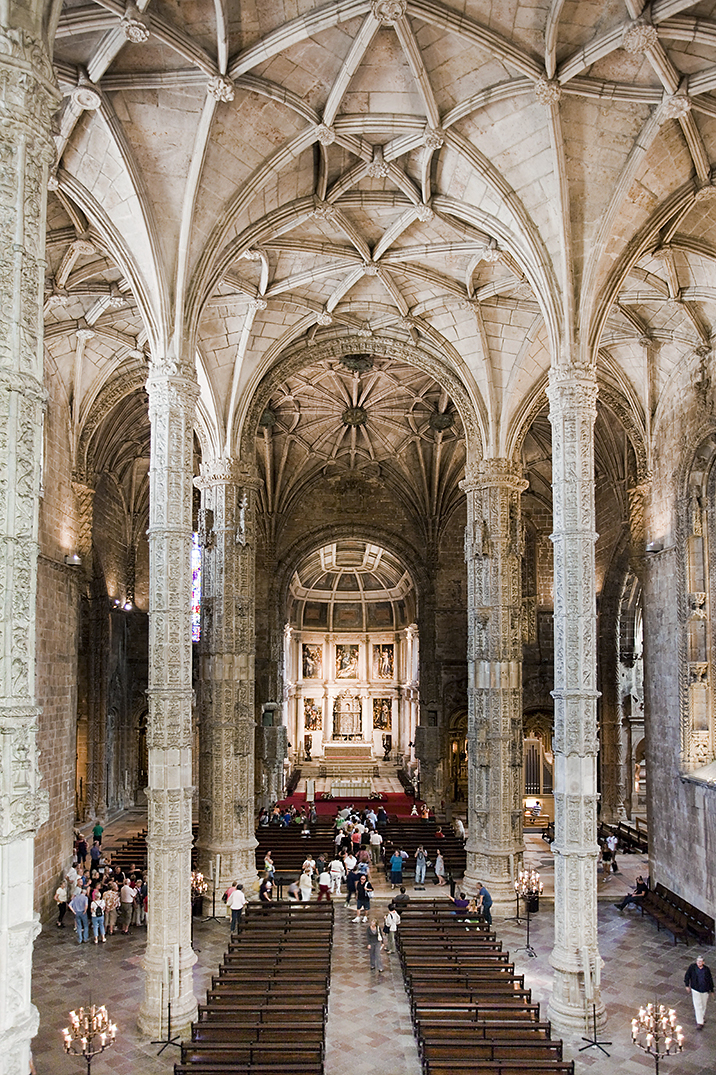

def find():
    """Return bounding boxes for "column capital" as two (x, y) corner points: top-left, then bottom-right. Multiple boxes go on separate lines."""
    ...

(547, 364), (598, 414)
(195, 456), (261, 490)
(461, 457), (528, 494)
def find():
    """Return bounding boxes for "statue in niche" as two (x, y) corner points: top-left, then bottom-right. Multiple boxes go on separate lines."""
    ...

(303, 643), (322, 679)
(336, 644), (359, 678)
(304, 698), (322, 731)
(333, 692), (362, 738)
(373, 644), (394, 679)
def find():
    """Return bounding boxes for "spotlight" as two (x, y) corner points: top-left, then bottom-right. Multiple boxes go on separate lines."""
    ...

(64, 553), (82, 566)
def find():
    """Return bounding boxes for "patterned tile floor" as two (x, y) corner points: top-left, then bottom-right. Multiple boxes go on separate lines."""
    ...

(30, 814), (715, 1074)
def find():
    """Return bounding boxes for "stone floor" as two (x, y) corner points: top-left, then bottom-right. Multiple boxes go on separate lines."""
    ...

(30, 814), (715, 1074)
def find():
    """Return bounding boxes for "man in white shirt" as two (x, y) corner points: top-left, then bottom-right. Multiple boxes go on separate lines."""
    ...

(343, 852), (357, 873)
(329, 857), (345, 895)
(606, 833), (618, 873)
(119, 881), (135, 934)
(228, 883), (246, 932)
(369, 829), (383, 866)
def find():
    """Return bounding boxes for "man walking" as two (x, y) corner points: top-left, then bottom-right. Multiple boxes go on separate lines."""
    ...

(685, 955), (714, 1029)
(228, 882), (246, 932)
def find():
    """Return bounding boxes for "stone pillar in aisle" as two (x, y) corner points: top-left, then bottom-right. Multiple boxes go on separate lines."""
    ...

(138, 356), (199, 1037)
(195, 457), (260, 895)
(0, 23), (58, 1075)
(546, 364), (605, 1033)
(461, 459), (528, 906)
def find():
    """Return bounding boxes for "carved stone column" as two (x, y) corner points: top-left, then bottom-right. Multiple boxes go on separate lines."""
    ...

(138, 359), (199, 1037)
(0, 25), (58, 1075)
(194, 458), (260, 894)
(461, 459), (528, 905)
(547, 366), (605, 1033)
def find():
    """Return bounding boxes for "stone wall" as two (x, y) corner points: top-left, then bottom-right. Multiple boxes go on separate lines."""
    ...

(644, 348), (716, 916)
(35, 373), (80, 918)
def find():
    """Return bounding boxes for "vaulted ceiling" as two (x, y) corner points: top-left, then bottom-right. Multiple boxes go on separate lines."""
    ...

(44, 0), (716, 491)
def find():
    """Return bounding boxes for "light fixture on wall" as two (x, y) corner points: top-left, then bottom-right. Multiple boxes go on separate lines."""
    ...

(645, 540), (664, 554)
(123, 601), (133, 611)
(64, 553), (82, 566)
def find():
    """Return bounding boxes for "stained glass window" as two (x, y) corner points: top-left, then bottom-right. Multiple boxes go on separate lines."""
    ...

(191, 533), (202, 642)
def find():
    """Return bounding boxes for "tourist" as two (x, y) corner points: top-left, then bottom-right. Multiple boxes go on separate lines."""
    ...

(414, 845), (427, 889)
(344, 865), (359, 906)
(264, 851), (275, 879)
(54, 878), (68, 928)
(343, 851), (357, 873)
(353, 874), (373, 922)
(366, 918), (383, 972)
(376, 806), (388, 830)
(434, 850), (447, 887)
(228, 883), (246, 932)
(614, 875), (648, 911)
(92, 820), (103, 846)
(329, 856), (344, 895)
(68, 888), (89, 944)
(103, 881), (120, 935)
(298, 866), (313, 903)
(449, 891), (470, 918)
(90, 888), (106, 944)
(369, 828), (383, 865)
(389, 849), (403, 890)
(454, 817), (466, 840)
(317, 868), (331, 902)
(476, 881), (493, 926)
(685, 955), (714, 1029)
(119, 878), (135, 933)
(259, 876), (273, 908)
(383, 903), (400, 954)
(75, 833), (88, 868)
(606, 832), (619, 873)
(394, 886), (410, 908)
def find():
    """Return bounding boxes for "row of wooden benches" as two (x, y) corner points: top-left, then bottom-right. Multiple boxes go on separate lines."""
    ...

(174, 902), (334, 1075)
(397, 902), (574, 1075)
(638, 884), (715, 946)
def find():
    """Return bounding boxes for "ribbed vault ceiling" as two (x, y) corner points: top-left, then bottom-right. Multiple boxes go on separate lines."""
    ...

(43, 0), (716, 483)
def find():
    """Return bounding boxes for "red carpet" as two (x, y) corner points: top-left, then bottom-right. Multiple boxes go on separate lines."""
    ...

(276, 791), (418, 818)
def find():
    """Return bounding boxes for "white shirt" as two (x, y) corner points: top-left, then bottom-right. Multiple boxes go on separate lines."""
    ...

(606, 835), (617, 853)
(370, 831), (383, 846)
(384, 909), (400, 932)
(228, 888), (247, 910)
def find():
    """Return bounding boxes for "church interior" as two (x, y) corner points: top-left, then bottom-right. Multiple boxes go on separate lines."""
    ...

(2, 0), (716, 1071)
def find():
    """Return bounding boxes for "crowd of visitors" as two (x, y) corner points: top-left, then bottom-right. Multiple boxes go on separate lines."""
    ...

(54, 831), (147, 945)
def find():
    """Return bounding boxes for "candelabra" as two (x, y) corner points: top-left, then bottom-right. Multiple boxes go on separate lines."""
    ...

(514, 869), (543, 958)
(632, 1002), (684, 1074)
(191, 870), (208, 951)
(62, 1004), (116, 1075)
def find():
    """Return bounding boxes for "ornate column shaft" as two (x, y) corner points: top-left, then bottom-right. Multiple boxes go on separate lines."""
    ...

(461, 459), (528, 904)
(0, 26), (58, 1075)
(547, 366), (604, 1033)
(138, 360), (199, 1037)
(195, 458), (259, 893)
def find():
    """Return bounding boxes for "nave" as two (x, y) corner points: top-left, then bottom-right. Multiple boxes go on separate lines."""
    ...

(30, 813), (713, 1075)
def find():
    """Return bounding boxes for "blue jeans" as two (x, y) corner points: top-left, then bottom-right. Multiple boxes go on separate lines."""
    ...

(415, 861), (426, 885)
(75, 912), (89, 942)
(91, 914), (105, 940)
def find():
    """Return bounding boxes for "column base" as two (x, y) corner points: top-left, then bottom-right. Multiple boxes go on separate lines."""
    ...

(137, 947), (198, 1041)
(0, 1006), (40, 1075)
(548, 949), (606, 1036)
(463, 845), (523, 905)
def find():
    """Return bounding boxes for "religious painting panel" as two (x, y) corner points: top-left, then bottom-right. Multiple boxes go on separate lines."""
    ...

(302, 643), (322, 679)
(335, 644), (359, 678)
(373, 643), (394, 679)
(304, 698), (322, 732)
(373, 697), (392, 731)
